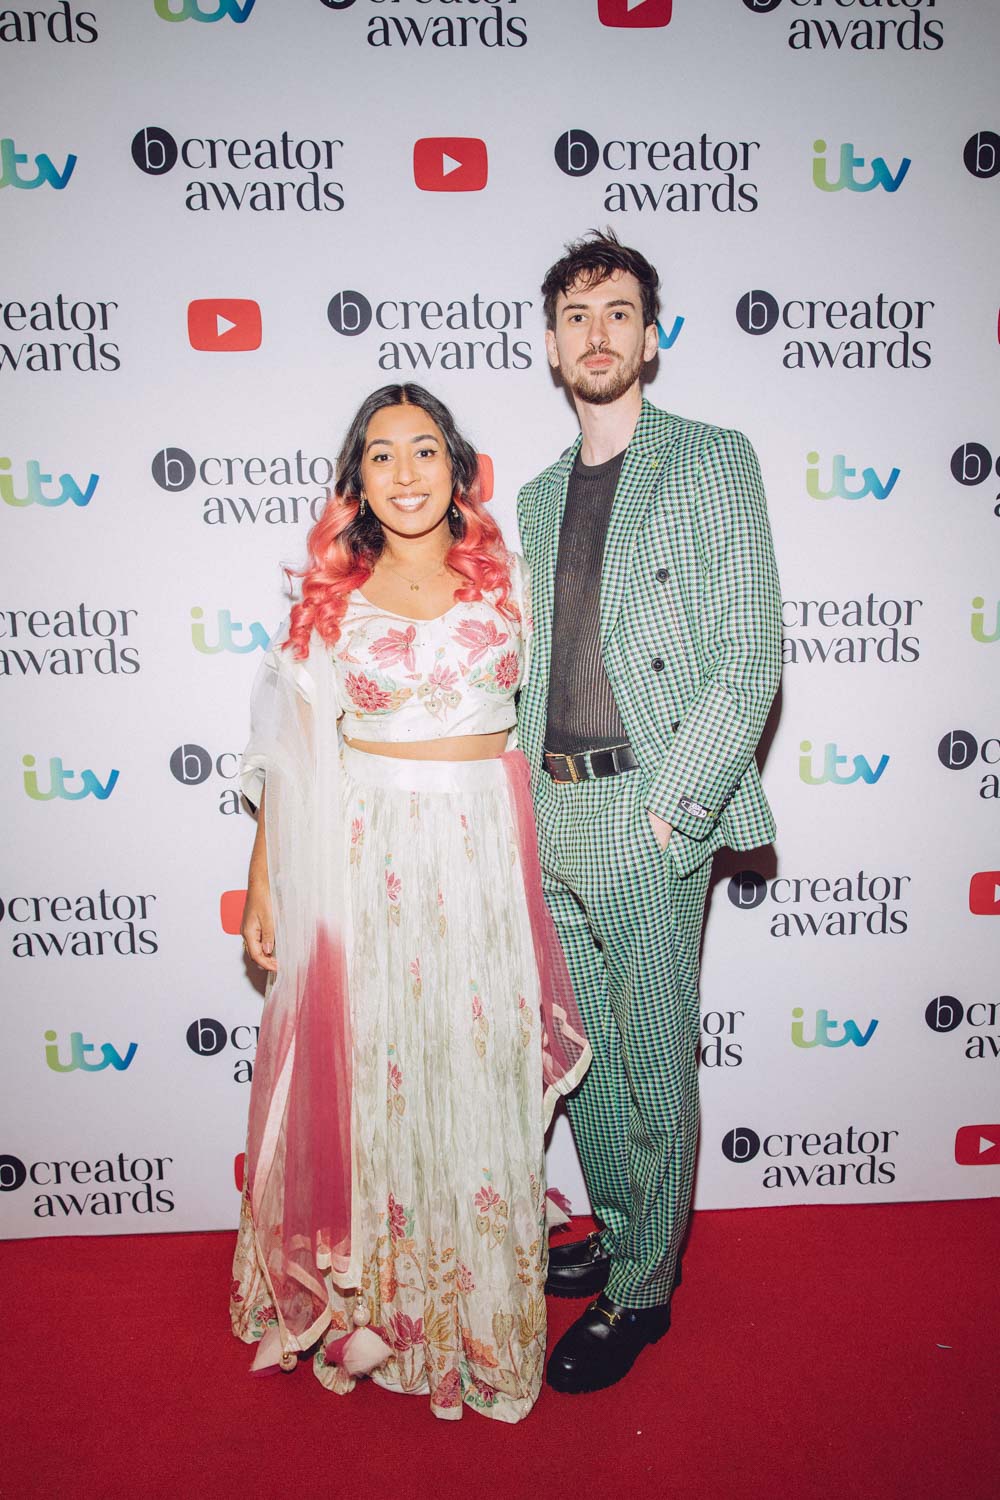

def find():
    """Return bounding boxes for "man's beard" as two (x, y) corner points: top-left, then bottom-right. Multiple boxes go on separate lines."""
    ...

(565, 345), (645, 406)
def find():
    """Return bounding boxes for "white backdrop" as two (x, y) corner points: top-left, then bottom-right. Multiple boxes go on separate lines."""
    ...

(3, 0), (999, 1238)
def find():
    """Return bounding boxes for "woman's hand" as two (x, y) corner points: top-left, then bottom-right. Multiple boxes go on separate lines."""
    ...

(241, 879), (276, 972)
(241, 790), (276, 971)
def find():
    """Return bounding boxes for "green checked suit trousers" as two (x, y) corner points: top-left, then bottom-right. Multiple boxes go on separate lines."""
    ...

(517, 398), (781, 1307)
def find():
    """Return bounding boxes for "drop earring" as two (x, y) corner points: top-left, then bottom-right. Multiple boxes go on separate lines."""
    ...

(449, 502), (460, 520)
(359, 494), (367, 516)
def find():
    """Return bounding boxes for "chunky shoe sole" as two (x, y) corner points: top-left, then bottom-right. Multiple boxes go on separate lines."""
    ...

(545, 1311), (672, 1395)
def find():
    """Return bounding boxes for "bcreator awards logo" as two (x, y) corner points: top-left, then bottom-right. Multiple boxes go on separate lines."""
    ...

(781, 592), (921, 666)
(186, 1016), (258, 1083)
(937, 729), (999, 801)
(721, 1123), (898, 1188)
(0, 294), (120, 373)
(925, 994), (1000, 1062)
(0, 1150), (175, 1220)
(727, 868), (910, 938)
(0, 7), (98, 42)
(169, 742), (247, 815)
(0, 886), (158, 958)
(130, 126), (344, 213)
(152, 445), (334, 527)
(741, 0), (944, 53)
(950, 441), (1000, 517)
(326, 287), (533, 371)
(963, 131), (1000, 180)
(0, 604), (139, 678)
(553, 128), (760, 214)
(736, 288), (933, 369)
(324, 0), (528, 48)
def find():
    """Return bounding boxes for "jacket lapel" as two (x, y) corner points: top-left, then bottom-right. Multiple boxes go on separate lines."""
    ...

(599, 398), (680, 644)
(527, 438), (579, 720)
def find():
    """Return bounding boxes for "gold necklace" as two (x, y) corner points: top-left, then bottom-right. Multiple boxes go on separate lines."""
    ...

(383, 559), (448, 593)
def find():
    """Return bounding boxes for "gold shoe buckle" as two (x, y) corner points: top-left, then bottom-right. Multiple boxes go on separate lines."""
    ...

(592, 1301), (620, 1328)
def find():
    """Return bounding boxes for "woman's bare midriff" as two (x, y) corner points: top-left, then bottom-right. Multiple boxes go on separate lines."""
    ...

(343, 730), (510, 762)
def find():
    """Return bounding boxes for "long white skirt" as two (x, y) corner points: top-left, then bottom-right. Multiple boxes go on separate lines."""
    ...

(233, 746), (549, 1422)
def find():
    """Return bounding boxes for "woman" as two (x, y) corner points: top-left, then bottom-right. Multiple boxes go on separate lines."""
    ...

(230, 383), (590, 1422)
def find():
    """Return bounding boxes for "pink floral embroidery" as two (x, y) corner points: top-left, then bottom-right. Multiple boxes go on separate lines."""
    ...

(494, 650), (519, 690)
(475, 1184), (500, 1213)
(370, 625), (417, 674)
(389, 1310), (425, 1351)
(387, 1193), (407, 1241)
(427, 662), (459, 691)
(388, 1061), (403, 1092)
(385, 870), (402, 903)
(452, 617), (508, 665)
(345, 672), (391, 712)
(471, 994), (483, 1020)
(350, 817), (364, 846)
(432, 1367), (462, 1408)
(456, 1262), (475, 1294)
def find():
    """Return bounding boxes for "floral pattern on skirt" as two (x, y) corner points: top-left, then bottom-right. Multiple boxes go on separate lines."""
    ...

(232, 748), (549, 1422)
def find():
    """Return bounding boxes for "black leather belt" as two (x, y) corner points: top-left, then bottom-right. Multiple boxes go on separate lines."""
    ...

(543, 744), (638, 783)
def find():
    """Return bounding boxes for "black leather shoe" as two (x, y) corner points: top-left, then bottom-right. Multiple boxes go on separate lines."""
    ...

(546, 1294), (671, 1394)
(545, 1231), (610, 1299)
(546, 1232), (683, 1299)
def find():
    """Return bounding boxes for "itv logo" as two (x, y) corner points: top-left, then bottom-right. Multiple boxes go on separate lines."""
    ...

(798, 741), (889, 786)
(44, 1029), (137, 1073)
(970, 597), (999, 644)
(791, 1008), (878, 1049)
(656, 316), (684, 350)
(154, 0), (255, 21)
(0, 457), (98, 508)
(0, 137), (76, 191)
(191, 608), (269, 654)
(22, 755), (118, 801)
(812, 140), (910, 193)
(806, 452), (899, 501)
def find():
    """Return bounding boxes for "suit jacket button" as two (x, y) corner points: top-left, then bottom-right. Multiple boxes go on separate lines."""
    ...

(651, 657), (665, 672)
(656, 567), (669, 582)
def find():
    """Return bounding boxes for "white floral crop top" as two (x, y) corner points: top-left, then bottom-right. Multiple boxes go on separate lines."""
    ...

(333, 553), (530, 743)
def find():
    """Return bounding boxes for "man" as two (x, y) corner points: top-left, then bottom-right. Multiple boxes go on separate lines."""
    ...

(516, 231), (781, 1394)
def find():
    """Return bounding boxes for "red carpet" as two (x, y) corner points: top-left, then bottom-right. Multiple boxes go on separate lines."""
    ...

(4, 1200), (997, 1500)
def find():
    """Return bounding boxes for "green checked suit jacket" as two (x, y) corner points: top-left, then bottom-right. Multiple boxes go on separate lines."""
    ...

(516, 397), (782, 880)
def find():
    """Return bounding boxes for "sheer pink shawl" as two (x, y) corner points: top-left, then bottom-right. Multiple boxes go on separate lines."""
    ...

(239, 629), (590, 1363)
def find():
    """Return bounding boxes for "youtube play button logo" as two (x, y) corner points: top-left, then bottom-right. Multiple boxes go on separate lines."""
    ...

(599, 0), (673, 27)
(954, 1124), (1000, 1166)
(187, 298), (262, 352)
(413, 137), (488, 193)
(968, 870), (1000, 915)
